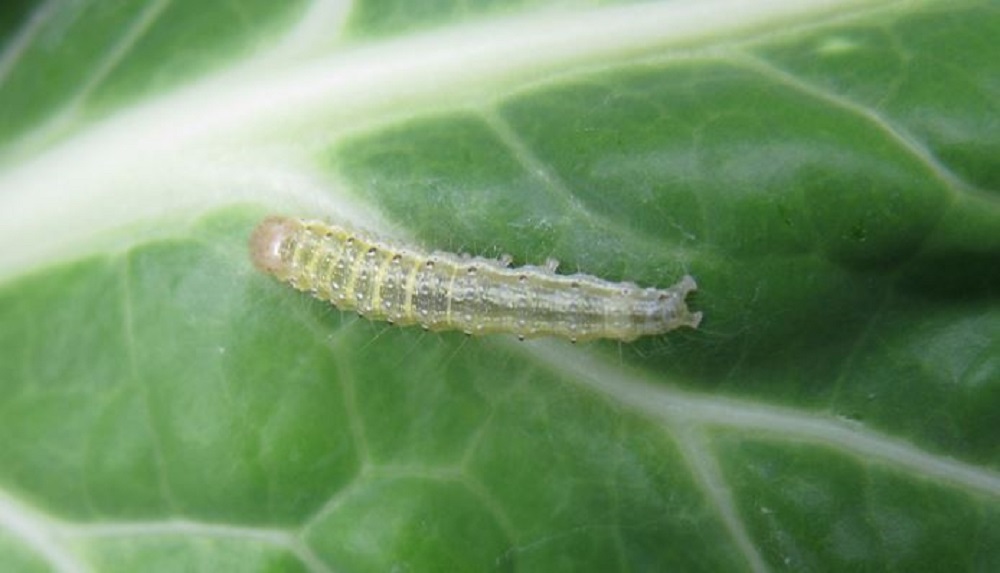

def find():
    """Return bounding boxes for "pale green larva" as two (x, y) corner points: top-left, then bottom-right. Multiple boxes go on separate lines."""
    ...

(249, 216), (701, 342)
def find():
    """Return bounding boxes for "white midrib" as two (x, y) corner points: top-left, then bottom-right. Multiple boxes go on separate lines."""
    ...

(515, 339), (1000, 572)
(6, 336), (996, 573)
(0, 0), (978, 572)
(0, 492), (85, 573)
(0, 490), (333, 573)
(525, 340), (1000, 499)
(0, 0), (901, 281)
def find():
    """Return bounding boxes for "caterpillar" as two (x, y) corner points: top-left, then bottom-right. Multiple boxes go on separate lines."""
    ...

(249, 216), (701, 342)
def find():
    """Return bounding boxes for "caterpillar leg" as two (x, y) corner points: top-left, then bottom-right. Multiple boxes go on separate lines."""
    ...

(493, 254), (513, 268)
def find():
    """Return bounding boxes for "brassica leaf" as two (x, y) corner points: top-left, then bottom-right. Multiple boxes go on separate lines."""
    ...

(1, 1), (997, 571)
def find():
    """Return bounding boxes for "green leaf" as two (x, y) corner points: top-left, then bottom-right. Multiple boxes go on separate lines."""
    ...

(1, 0), (998, 571)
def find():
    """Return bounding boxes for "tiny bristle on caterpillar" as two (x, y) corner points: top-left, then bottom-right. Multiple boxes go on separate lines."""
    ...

(249, 216), (702, 342)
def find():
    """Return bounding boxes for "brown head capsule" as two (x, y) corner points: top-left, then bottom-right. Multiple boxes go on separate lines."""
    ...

(249, 216), (302, 280)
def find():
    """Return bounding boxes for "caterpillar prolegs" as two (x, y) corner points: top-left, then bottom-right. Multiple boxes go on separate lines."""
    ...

(250, 216), (701, 342)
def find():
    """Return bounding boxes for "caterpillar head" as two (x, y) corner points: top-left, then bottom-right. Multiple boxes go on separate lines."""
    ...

(249, 216), (300, 280)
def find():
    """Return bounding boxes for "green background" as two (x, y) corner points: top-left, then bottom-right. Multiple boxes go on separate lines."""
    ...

(0, 0), (997, 571)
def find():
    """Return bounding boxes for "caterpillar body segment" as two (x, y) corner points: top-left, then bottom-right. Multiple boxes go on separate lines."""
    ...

(250, 216), (701, 342)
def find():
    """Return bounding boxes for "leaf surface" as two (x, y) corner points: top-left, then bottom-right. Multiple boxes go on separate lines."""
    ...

(0, 0), (998, 571)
